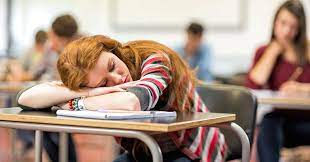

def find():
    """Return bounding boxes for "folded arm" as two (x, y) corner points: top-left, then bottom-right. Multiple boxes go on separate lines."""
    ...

(59, 91), (141, 111)
(249, 42), (282, 86)
(17, 81), (87, 109)
(17, 81), (125, 109)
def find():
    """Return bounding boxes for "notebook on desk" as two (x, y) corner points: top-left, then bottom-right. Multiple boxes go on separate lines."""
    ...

(56, 109), (177, 120)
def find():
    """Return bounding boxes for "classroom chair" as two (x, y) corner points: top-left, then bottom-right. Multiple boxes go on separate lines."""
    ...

(197, 83), (257, 161)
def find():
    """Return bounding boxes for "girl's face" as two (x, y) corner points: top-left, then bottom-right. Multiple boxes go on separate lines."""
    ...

(86, 52), (133, 88)
(274, 9), (299, 42)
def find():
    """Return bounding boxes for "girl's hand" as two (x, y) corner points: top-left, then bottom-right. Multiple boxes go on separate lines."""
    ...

(277, 37), (294, 51)
(269, 40), (283, 56)
(56, 83), (137, 110)
(57, 102), (70, 110)
(82, 86), (126, 97)
(115, 81), (139, 89)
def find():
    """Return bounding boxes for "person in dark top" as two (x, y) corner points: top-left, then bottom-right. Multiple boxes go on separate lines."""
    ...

(245, 0), (310, 162)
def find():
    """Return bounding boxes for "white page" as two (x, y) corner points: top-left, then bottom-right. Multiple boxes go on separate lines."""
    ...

(56, 110), (176, 120)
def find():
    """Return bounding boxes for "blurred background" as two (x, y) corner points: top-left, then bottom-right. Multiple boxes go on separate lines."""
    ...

(1, 0), (309, 77)
(0, 0), (310, 162)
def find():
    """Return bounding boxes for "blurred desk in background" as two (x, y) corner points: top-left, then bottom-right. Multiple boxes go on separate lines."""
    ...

(251, 90), (310, 162)
(252, 90), (310, 110)
(0, 81), (36, 107)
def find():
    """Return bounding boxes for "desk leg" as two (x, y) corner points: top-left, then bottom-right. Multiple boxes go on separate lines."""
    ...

(59, 132), (68, 162)
(66, 127), (163, 162)
(0, 121), (163, 162)
(216, 122), (250, 162)
(10, 129), (17, 162)
(35, 130), (43, 162)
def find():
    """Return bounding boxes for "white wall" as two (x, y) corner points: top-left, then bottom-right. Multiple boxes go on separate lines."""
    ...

(10, 0), (310, 76)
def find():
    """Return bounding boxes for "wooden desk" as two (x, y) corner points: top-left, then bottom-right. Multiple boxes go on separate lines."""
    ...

(0, 107), (249, 162)
(252, 90), (310, 110)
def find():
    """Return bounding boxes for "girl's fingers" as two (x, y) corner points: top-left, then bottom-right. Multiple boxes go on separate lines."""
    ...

(116, 81), (138, 89)
(88, 86), (126, 96)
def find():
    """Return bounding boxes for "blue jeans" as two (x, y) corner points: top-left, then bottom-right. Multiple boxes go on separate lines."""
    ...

(17, 130), (77, 162)
(257, 111), (310, 162)
(113, 150), (197, 162)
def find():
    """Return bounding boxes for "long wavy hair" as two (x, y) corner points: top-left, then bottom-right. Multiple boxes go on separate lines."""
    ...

(57, 35), (196, 111)
(271, 0), (308, 65)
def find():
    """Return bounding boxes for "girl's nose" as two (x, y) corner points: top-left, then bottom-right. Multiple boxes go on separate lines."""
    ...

(109, 72), (123, 86)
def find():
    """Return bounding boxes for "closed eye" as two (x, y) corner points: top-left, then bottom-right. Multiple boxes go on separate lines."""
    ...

(101, 80), (107, 87)
(98, 79), (107, 87)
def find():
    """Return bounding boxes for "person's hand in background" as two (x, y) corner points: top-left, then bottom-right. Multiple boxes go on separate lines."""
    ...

(279, 81), (310, 97)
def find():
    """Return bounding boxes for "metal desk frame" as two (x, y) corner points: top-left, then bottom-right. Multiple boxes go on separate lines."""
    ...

(0, 121), (250, 162)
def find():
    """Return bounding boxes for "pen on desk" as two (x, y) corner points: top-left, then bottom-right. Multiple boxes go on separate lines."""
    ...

(288, 67), (303, 81)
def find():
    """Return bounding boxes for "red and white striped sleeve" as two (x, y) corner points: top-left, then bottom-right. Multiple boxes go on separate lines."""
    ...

(132, 53), (172, 110)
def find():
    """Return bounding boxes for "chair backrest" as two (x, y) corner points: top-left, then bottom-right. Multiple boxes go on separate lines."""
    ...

(196, 83), (257, 160)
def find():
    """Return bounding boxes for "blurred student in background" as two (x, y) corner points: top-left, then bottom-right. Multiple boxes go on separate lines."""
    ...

(0, 30), (46, 82)
(21, 29), (48, 80)
(17, 14), (79, 162)
(245, 0), (310, 162)
(3, 59), (31, 82)
(49, 14), (80, 54)
(175, 22), (213, 82)
(41, 14), (81, 81)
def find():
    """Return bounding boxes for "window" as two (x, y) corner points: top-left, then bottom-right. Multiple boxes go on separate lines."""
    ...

(0, 0), (8, 56)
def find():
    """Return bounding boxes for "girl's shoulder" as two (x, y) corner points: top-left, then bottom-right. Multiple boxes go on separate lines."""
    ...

(141, 52), (171, 66)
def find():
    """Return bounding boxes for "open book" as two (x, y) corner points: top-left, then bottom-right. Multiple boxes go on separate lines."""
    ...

(56, 109), (177, 120)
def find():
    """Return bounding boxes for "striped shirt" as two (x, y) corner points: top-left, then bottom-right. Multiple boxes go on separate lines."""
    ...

(125, 53), (227, 161)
